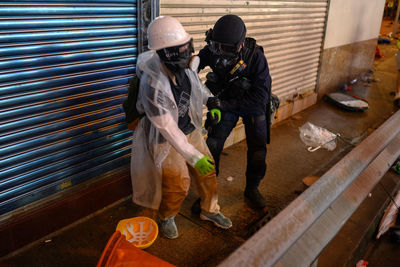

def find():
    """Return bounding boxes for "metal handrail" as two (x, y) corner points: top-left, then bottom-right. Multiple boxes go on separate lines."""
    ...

(219, 110), (400, 267)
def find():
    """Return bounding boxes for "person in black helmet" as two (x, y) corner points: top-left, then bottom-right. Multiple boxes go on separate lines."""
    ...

(193, 14), (273, 210)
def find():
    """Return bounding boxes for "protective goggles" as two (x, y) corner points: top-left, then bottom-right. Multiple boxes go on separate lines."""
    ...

(159, 38), (194, 63)
(209, 40), (240, 57)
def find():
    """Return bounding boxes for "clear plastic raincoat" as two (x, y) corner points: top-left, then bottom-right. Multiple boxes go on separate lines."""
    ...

(130, 50), (211, 209)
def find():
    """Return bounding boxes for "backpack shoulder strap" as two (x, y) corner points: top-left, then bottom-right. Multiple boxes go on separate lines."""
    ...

(243, 37), (259, 65)
(122, 75), (144, 130)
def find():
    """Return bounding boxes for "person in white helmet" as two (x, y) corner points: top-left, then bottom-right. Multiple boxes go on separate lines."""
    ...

(130, 16), (232, 239)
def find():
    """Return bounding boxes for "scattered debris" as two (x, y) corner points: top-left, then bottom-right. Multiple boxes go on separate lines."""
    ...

(348, 70), (377, 85)
(360, 71), (376, 83)
(376, 189), (400, 239)
(302, 176), (319, 187)
(378, 37), (391, 44)
(375, 46), (385, 58)
(324, 92), (369, 112)
(341, 84), (352, 92)
(352, 94), (369, 103)
(299, 122), (338, 152)
(350, 78), (358, 85)
(356, 259), (368, 267)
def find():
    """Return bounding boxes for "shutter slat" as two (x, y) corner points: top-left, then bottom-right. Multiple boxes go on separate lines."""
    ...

(0, 1), (137, 215)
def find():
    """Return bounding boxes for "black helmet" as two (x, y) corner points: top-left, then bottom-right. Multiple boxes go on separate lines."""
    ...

(206, 14), (246, 57)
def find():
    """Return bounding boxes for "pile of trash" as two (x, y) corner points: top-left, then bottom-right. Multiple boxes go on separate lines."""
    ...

(324, 70), (378, 112)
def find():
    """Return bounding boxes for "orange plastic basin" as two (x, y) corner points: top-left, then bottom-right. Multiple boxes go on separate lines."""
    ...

(115, 216), (158, 249)
(97, 231), (175, 267)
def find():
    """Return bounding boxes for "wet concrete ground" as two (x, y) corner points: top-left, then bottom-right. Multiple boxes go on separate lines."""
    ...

(364, 232), (400, 267)
(1, 43), (400, 266)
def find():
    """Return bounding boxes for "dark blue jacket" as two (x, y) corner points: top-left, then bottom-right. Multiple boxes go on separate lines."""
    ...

(198, 44), (272, 115)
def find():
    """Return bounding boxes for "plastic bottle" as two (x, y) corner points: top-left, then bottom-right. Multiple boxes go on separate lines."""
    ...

(350, 78), (358, 85)
(356, 260), (368, 267)
(342, 84), (352, 91)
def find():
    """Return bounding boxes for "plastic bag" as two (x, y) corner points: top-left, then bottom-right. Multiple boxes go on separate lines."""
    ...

(376, 189), (400, 239)
(299, 122), (337, 151)
(96, 231), (175, 267)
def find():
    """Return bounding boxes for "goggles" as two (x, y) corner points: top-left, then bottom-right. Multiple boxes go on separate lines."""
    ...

(158, 38), (194, 63)
(209, 40), (240, 58)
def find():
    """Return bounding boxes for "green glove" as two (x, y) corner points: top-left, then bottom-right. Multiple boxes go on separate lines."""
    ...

(195, 156), (215, 175)
(210, 108), (221, 123)
(396, 162), (400, 175)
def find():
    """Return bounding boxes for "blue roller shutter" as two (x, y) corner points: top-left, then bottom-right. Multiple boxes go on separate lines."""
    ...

(0, 0), (137, 215)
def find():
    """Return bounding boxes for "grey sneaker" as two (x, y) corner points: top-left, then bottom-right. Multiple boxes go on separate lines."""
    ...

(200, 212), (232, 229)
(160, 216), (178, 239)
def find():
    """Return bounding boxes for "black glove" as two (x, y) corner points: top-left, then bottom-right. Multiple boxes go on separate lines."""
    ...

(206, 96), (221, 110)
(228, 77), (251, 98)
(205, 97), (222, 132)
(205, 110), (220, 131)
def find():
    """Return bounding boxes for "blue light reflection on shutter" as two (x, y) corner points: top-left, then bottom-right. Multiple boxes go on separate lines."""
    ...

(0, 1), (137, 215)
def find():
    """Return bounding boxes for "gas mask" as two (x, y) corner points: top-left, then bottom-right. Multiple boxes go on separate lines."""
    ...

(207, 37), (242, 75)
(157, 38), (194, 69)
(215, 55), (240, 74)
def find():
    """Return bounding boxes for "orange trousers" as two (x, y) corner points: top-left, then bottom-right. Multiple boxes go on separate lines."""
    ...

(158, 130), (220, 220)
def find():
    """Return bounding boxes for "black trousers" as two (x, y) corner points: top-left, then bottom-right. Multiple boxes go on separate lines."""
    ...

(206, 110), (268, 189)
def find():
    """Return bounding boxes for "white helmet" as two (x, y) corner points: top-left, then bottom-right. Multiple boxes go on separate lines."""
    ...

(147, 16), (191, 50)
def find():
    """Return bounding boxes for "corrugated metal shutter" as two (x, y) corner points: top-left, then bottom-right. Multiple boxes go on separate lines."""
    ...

(0, 0), (137, 215)
(160, 0), (328, 102)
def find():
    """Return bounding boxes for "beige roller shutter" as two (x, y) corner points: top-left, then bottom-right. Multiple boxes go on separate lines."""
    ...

(160, 0), (328, 101)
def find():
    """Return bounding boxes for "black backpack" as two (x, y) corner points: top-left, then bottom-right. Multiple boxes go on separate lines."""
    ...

(122, 75), (144, 130)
